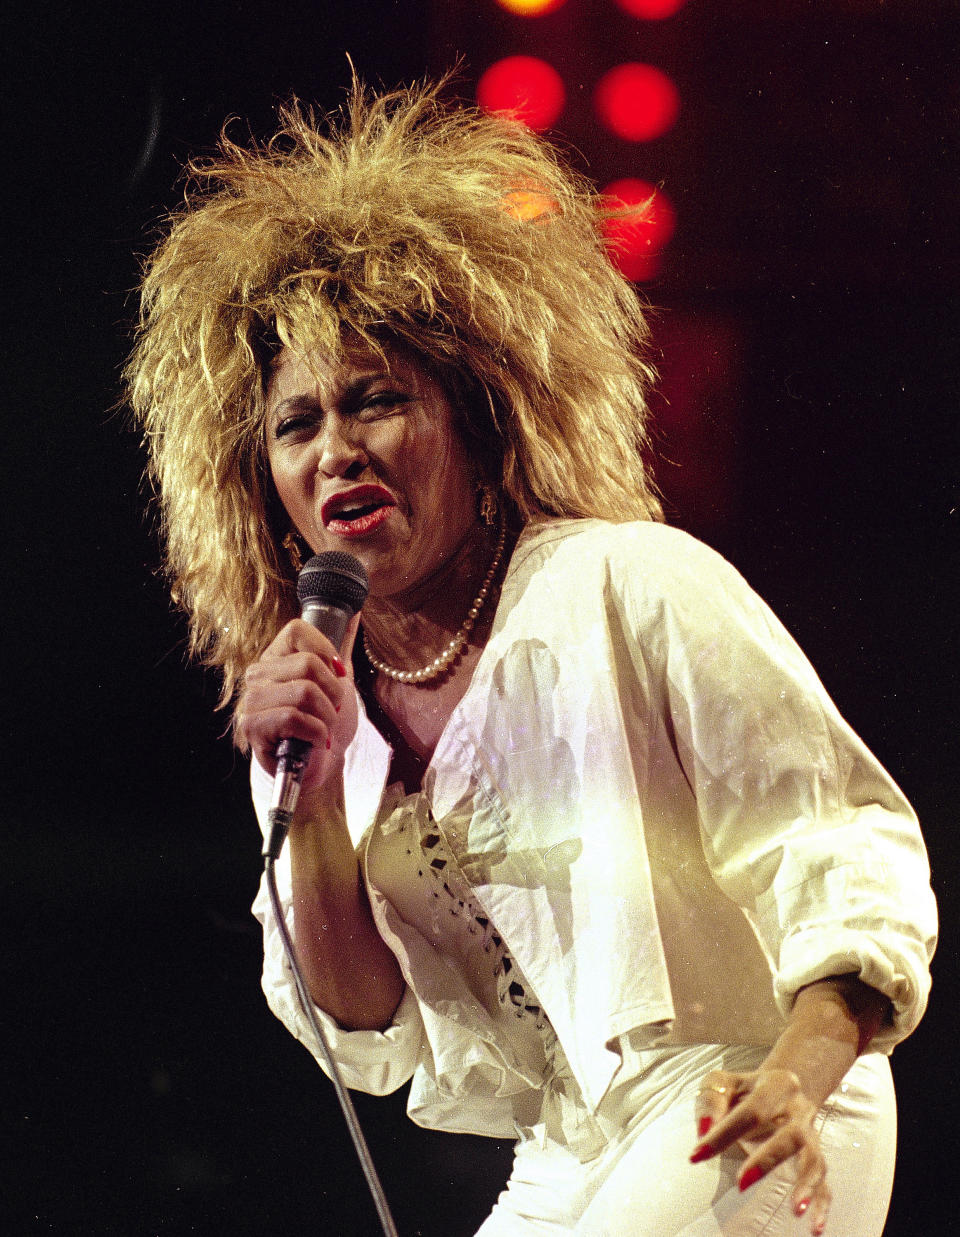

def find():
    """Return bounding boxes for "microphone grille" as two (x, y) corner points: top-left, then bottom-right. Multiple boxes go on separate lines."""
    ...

(297, 552), (369, 614)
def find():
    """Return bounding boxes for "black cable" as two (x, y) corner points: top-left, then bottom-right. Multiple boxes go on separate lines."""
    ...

(264, 855), (400, 1237)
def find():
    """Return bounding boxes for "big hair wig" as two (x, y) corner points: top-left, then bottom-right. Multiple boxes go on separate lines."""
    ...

(127, 75), (662, 707)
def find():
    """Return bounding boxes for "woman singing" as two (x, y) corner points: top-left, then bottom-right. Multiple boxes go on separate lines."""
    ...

(127, 79), (936, 1234)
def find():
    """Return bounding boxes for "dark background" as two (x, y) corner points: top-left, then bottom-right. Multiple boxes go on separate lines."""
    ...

(4, 2), (956, 1233)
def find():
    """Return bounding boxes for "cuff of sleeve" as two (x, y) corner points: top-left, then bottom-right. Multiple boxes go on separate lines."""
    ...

(268, 976), (424, 1095)
(774, 924), (934, 1054)
(253, 861), (423, 1096)
(250, 756), (275, 833)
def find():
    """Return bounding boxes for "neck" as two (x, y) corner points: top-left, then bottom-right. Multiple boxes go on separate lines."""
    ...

(362, 521), (511, 673)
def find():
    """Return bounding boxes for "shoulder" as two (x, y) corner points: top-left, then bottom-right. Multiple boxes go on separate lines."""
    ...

(512, 517), (750, 605)
(505, 519), (793, 673)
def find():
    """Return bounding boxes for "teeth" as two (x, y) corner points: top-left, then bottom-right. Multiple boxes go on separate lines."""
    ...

(336, 503), (380, 521)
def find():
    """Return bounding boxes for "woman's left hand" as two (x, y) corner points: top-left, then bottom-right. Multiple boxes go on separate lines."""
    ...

(688, 975), (890, 1237)
(691, 1065), (829, 1233)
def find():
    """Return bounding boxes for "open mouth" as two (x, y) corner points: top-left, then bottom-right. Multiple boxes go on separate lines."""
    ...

(334, 501), (386, 521)
(322, 485), (396, 536)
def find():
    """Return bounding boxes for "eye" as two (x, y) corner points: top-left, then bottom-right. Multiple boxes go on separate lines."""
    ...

(272, 410), (319, 440)
(357, 390), (410, 419)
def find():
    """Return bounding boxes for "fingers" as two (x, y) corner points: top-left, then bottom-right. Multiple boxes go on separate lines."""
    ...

(738, 1132), (829, 1235)
(690, 1068), (831, 1235)
(692, 1068), (807, 1156)
(802, 1180), (831, 1237)
(247, 619), (351, 700)
(245, 682), (338, 744)
(246, 650), (346, 700)
(736, 1121), (816, 1187)
(263, 617), (349, 670)
(239, 700), (330, 779)
(238, 619), (354, 776)
(790, 1142), (831, 1236)
(693, 1069), (743, 1139)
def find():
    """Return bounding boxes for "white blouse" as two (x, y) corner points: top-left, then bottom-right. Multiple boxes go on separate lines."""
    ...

(252, 519), (937, 1138)
(368, 785), (550, 1064)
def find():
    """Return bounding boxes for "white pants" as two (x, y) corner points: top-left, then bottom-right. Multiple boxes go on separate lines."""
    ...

(475, 1045), (896, 1237)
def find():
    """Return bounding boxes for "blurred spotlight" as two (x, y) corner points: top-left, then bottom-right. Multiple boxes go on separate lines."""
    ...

(613, 0), (688, 18)
(477, 56), (566, 131)
(502, 186), (559, 221)
(494, 0), (567, 13)
(594, 63), (680, 142)
(601, 177), (677, 281)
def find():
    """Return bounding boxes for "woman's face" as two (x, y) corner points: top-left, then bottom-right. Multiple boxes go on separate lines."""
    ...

(265, 340), (479, 600)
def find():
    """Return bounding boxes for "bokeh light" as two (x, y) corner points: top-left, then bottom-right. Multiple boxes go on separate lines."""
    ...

(612, 0), (688, 18)
(477, 56), (566, 132)
(494, 0), (567, 14)
(502, 187), (559, 222)
(594, 63), (680, 142)
(601, 178), (677, 282)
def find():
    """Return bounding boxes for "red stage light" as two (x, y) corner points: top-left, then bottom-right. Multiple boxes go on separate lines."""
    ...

(594, 63), (680, 142)
(477, 57), (566, 131)
(494, 0), (567, 13)
(612, 0), (687, 17)
(601, 178), (677, 282)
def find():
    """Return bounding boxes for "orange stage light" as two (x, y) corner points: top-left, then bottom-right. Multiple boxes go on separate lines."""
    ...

(502, 187), (559, 221)
(494, 0), (567, 14)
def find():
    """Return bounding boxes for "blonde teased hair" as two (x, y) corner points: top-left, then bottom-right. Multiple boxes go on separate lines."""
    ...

(127, 75), (662, 708)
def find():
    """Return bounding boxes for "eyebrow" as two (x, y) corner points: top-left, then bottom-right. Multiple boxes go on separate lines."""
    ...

(269, 369), (402, 422)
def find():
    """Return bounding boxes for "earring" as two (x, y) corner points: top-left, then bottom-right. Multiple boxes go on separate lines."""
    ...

(282, 530), (304, 574)
(478, 482), (499, 527)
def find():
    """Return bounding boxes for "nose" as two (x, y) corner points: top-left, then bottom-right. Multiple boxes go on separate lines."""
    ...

(317, 414), (367, 479)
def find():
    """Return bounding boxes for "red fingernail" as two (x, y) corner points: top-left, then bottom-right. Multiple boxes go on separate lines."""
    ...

(739, 1165), (765, 1192)
(697, 1116), (713, 1138)
(795, 1199), (810, 1217)
(332, 657), (347, 678)
(689, 1144), (713, 1164)
(325, 736), (332, 750)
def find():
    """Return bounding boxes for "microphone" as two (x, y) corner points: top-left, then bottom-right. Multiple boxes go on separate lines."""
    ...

(263, 551), (369, 861)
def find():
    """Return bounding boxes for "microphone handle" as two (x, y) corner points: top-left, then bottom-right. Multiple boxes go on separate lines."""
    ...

(263, 605), (353, 860)
(264, 737), (311, 860)
(300, 601), (352, 650)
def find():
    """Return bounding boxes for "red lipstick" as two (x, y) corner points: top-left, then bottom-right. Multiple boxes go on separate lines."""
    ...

(321, 484), (397, 537)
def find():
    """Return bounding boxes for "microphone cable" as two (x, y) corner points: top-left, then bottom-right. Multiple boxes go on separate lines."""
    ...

(264, 854), (400, 1237)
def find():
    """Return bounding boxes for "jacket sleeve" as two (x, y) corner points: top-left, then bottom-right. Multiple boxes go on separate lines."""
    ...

(249, 752), (424, 1095)
(618, 525), (937, 1052)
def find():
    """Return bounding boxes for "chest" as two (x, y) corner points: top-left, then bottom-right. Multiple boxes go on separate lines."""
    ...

(367, 644), (486, 791)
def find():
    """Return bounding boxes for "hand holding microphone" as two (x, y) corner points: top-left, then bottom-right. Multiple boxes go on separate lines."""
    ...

(238, 551), (369, 859)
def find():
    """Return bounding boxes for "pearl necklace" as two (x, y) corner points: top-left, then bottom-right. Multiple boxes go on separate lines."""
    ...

(363, 519), (507, 685)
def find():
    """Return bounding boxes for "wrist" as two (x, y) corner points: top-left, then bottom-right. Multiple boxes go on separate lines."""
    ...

(292, 770), (346, 826)
(287, 776), (356, 884)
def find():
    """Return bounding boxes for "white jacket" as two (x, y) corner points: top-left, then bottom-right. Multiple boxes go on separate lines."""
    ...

(253, 520), (936, 1136)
